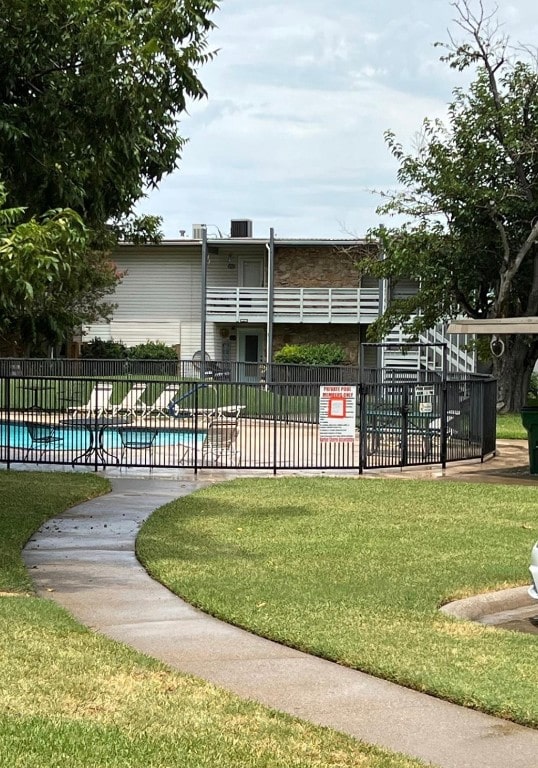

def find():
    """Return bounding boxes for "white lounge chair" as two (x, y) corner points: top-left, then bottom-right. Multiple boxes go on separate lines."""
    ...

(67, 383), (113, 417)
(110, 383), (148, 418)
(143, 384), (180, 418)
(214, 405), (246, 419)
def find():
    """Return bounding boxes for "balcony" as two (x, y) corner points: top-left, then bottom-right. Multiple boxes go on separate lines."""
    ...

(206, 287), (380, 323)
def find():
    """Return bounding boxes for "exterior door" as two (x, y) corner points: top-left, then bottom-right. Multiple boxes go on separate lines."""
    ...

(237, 329), (265, 382)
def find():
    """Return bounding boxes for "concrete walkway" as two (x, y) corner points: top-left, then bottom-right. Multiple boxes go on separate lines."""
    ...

(22, 459), (538, 768)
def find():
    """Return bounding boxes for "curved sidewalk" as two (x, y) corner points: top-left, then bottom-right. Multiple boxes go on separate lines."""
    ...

(23, 474), (538, 768)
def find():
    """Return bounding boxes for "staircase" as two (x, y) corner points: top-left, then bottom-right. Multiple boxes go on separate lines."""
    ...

(380, 323), (476, 376)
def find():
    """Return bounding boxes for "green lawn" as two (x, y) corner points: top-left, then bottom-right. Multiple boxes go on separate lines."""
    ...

(138, 477), (538, 728)
(0, 470), (424, 768)
(496, 412), (528, 439)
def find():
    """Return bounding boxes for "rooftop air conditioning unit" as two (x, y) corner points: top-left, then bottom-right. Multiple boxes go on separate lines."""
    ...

(230, 219), (253, 238)
(192, 224), (205, 239)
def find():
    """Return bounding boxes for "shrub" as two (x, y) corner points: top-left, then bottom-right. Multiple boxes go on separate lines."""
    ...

(274, 343), (348, 366)
(80, 338), (127, 359)
(128, 341), (178, 360)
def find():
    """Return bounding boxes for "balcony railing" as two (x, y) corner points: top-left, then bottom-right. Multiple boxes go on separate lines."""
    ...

(206, 287), (380, 323)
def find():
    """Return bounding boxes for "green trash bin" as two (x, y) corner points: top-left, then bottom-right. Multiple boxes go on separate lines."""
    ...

(521, 406), (538, 475)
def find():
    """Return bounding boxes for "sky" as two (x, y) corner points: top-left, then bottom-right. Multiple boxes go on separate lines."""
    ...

(136, 0), (538, 240)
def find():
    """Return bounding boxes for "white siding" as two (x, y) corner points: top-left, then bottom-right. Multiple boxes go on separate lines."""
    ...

(85, 246), (203, 357)
(87, 320), (181, 347)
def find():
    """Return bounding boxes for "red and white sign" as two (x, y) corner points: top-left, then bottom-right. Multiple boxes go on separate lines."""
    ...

(319, 385), (356, 443)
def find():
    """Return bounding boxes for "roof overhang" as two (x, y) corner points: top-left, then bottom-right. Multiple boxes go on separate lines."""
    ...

(117, 237), (371, 248)
(447, 317), (538, 334)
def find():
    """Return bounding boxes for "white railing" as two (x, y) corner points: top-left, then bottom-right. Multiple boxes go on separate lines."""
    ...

(379, 323), (476, 375)
(206, 287), (380, 323)
(419, 324), (476, 374)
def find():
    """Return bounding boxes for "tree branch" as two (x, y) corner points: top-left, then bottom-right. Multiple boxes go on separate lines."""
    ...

(495, 218), (538, 313)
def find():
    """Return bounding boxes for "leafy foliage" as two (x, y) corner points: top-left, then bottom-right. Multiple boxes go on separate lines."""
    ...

(274, 343), (348, 366)
(0, 0), (218, 354)
(360, 0), (538, 410)
(80, 338), (128, 359)
(128, 341), (178, 360)
(0, 0), (219, 229)
(0, 185), (119, 355)
(80, 338), (178, 360)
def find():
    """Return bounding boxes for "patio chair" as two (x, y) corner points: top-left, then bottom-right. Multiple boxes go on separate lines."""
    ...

(24, 421), (64, 462)
(66, 382), (114, 418)
(110, 383), (148, 418)
(117, 426), (159, 467)
(201, 418), (240, 466)
(143, 384), (180, 419)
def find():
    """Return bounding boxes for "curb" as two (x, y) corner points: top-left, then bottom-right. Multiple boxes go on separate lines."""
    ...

(440, 586), (534, 621)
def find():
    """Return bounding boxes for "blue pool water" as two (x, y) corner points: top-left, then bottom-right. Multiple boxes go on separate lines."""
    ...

(0, 423), (206, 452)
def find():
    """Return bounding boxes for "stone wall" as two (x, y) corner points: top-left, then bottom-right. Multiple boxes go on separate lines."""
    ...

(272, 324), (363, 365)
(274, 243), (377, 288)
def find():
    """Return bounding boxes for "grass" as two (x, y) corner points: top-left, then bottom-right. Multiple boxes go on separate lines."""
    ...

(496, 412), (528, 439)
(137, 477), (538, 728)
(0, 470), (425, 768)
(0, 472), (110, 592)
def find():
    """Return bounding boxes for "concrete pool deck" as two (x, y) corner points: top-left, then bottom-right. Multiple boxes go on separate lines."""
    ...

(22, 442), (538, 768)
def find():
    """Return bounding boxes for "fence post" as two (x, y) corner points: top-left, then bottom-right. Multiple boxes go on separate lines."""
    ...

(358, 383), (366, 474)
(194, 384), (199, 475)
(5, 375), (11, 470)
(440, 380), (448, 469)
(273, 384), (278, 475)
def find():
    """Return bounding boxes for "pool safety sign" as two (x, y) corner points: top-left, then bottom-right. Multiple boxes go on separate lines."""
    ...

(319, 385), (357, 443)
(415, 385), (435, 414)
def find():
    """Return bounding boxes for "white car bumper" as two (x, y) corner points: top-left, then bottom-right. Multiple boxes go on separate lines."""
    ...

(529, 543), (538, 600)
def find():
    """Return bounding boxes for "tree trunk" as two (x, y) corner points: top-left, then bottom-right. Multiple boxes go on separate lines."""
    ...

(492, 334), (538, 412)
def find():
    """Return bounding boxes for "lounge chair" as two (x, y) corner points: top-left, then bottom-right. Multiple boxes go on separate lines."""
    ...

(67, 382), (113, 417)
(143, 384), (180, 418)
(110, 383), (148, 418)
(214, 405), (245, 419)
(201, 418), (240, 466)
(24, 422), (64, 462)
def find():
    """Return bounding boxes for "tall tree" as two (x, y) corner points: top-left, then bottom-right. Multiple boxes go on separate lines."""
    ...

(0, 0), (218, 229)
(361, 0), (538, 412)
(0, 0), (218, 353)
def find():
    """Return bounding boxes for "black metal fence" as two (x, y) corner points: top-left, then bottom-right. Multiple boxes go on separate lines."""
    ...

(0, 369), (497, 473)
(0, 357), (360, 385)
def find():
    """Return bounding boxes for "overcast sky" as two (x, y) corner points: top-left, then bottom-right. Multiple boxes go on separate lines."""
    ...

(136, 0), (538, 240)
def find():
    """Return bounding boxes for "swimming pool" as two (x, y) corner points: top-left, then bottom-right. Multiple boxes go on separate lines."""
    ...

(0, 422), (206, 461)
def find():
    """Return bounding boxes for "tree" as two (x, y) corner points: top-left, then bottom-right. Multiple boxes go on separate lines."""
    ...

(0, 0), (218, 230)
(0, 1), (217, 354)
(0, 185), (119, 355)
(361, 0), (538, 412)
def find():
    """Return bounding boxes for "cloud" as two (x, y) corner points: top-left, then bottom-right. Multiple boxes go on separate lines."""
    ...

(137, 0), (538, 239)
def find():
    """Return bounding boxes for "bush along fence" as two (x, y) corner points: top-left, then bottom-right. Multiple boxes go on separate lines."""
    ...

(0, 367), (497, 473)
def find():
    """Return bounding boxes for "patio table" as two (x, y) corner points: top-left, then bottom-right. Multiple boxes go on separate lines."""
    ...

(60, 417), (132, 466)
